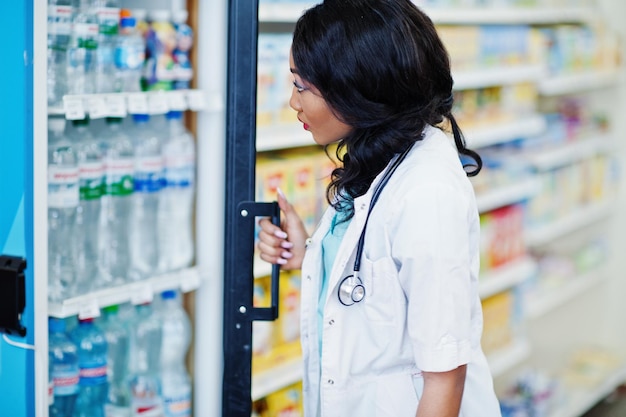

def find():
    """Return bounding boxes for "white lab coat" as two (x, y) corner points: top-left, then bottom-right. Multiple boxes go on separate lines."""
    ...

(299, 126), (502, 417)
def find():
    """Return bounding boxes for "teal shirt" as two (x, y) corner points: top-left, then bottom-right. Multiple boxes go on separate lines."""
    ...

(319, 212), (351, 354)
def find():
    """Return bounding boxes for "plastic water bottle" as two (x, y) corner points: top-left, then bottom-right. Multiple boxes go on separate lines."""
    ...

(129, 114), (163, 281)
(128, 302), (164, 416)
(68, 0), (99, 95)
(98, 117), (134, 286)
(47, 0), (74, 107)
(49, 317), (80, 417)
(68, 118), (104, 295)
(93, 0), (120, 93)
(160, 290), (192, 417)
(115, 14), (146, 93)
(100, 305), (131, 417)
(70, 317), (108, 417)
(158, 111), (195, 273)
(48, 116), (79, 302)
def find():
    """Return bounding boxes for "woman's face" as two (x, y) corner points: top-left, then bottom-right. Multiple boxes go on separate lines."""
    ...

(289, 51), (352, 146)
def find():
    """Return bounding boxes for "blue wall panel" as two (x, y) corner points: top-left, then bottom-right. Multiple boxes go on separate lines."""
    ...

(0, 0), (35, 416)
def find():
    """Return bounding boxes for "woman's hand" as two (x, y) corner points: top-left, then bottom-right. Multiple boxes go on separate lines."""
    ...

(257, 188), (308, 270)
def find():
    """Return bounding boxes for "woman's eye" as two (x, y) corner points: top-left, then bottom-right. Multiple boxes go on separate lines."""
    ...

(292, 80), (306, 93)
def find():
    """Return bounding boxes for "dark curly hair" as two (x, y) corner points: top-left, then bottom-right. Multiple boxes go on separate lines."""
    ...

(291, 0), (481, 218)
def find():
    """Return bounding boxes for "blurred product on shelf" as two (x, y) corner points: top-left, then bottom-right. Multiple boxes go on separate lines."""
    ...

(438, 25), (542, 72)
(499, 369), (561, 417)
(560, 348), (624, 390)
(115, 10), (146, 93)
(541, 23), (621, 76)
(49, 317), (80, 417)
(452, 83), (538, 130)
(172, 10), (194, 90)
(160, 290), (192, 417)
(143, 9), (177, 91)
(254, 381), (304, 417)
(47, 4), (196, 102)
(159, 111), (196, 273)
(521, 235), (608, 310)
(100, 305), (132, 417)
(481, 291), (518, 355)
(98, 117), (135, 288)
(94, 0), (121, 93)
(48, 116), (79, 302)
(70, 317), (109, 417)
(256, 33), (298, 127)
(48, 0), (73, 107)
(68, 118), (104, 296)
(128, 114), (164, 282)
(480, 204), (527, 271)
(278, 272), (301, 345)
(524, 154), (617, 227)
(68, 0), (99, 95)
(128, 301), (164, 416)
(252, 275), (274, 358)
(256, 148), (336, 235)
(252, 272), (302, 375)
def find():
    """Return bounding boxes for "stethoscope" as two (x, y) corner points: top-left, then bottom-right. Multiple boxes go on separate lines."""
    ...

(337, 145), (413, 306)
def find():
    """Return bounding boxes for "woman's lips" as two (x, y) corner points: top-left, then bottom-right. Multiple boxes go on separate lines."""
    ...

(298, 116), (309, 130)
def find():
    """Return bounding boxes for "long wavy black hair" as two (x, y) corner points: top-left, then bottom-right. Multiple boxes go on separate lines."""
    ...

(291, 0), (481, 218)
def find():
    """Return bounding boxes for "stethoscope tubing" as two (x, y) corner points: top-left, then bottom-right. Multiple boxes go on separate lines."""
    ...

(338, 145), (413, 306)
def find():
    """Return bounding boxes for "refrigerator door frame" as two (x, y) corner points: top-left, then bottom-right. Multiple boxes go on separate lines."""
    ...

(0, 1), (48, 416)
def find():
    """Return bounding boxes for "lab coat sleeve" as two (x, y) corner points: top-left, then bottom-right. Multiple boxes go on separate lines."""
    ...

(389, 181), (474, 373)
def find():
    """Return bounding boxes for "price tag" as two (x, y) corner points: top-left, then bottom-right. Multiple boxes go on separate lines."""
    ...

(63, 96), (86, 120)
(130, 283), (154, 305)
(87, 95), (108, 119)
(166, 91), (188, 111)
(78, 299), (101, 320)
(105, 94), (127, 117)
(148, 92), (169, 114)
(127, 93), (149, 115)
(187, 90), (207, 111)
(180, 268), (201, 293)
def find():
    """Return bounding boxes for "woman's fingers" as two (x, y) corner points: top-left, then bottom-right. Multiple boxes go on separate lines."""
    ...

(257, 217), (291, 265)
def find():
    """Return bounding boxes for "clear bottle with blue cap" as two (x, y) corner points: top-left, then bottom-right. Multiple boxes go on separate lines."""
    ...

(49, 317), (80, 417)
(160, 290), (192, 417)
(158, 111), (195, 273)
(129, 114), (163, 281)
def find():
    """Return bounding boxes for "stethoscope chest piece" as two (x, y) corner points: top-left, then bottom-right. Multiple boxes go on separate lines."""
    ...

(338, 275), (365, 306)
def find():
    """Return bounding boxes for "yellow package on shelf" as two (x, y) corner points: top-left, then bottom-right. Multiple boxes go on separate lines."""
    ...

(481, 291), (514, 355)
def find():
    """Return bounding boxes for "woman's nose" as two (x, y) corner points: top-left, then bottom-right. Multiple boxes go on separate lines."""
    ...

(289, 88), (301, 112)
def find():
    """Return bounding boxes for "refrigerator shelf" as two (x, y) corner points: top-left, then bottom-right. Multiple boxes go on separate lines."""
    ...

(47, 89), (221, 119)
(48, 266), (201, 319)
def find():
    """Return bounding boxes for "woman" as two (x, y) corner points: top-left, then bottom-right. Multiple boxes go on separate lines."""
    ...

(257, 0), (502, 415)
